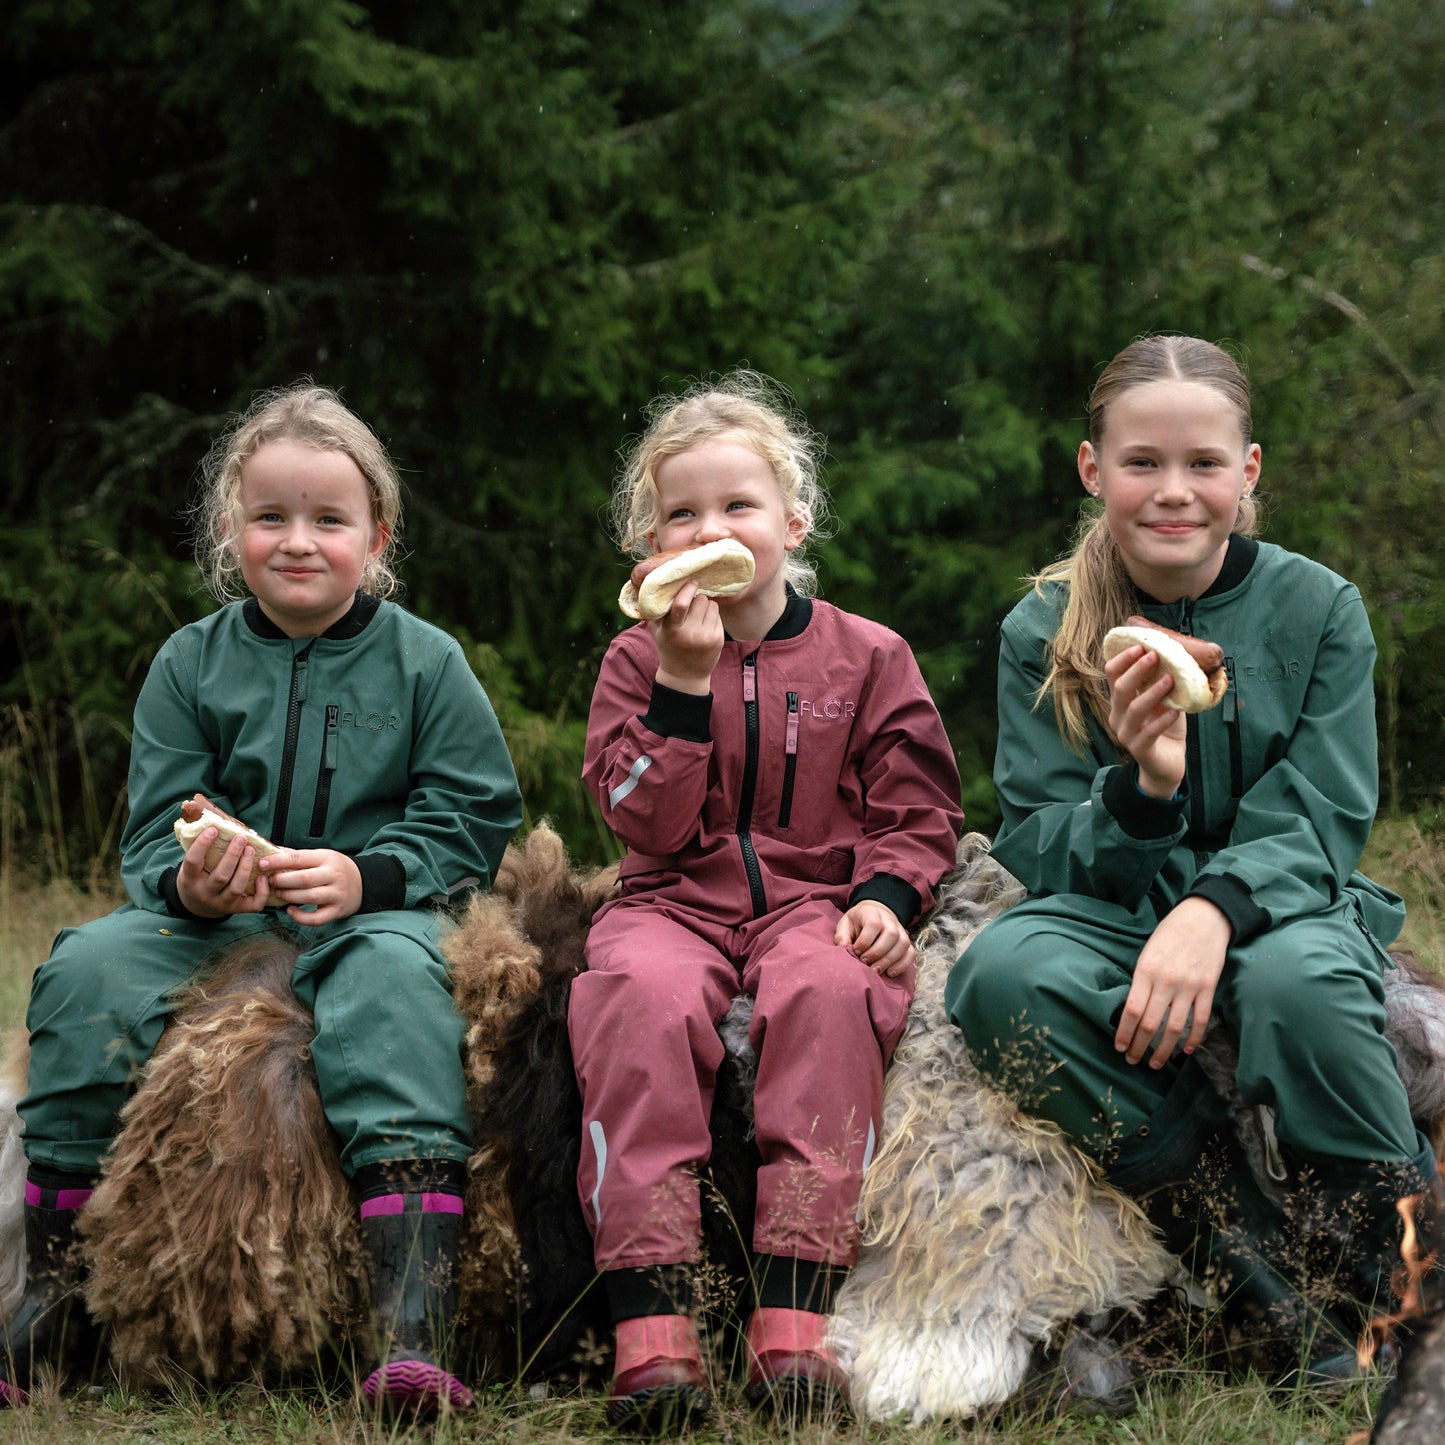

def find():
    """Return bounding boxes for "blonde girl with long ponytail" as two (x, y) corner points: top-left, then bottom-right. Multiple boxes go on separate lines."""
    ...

(946, 335), (1441, 1389)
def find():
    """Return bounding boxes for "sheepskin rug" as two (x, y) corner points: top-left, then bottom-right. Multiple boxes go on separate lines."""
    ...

(81, 931), (369, 1382)
(1, 824), (1442, 1422)
(0, 1035), (26, 1323)
(826, 836), (1175, 1422)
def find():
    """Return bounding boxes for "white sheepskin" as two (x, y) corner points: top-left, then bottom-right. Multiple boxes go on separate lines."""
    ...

(828, 834), (1174, 1422)
(0, 1030), (29, 1320)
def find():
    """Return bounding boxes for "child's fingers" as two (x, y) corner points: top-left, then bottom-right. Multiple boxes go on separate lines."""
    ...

(1114, 977), (1157, 1061)
(181, 825), (220, 870)
(1145, 1004), (1190, 1070)
(669, 580), (701, 617)
(872, 936), (916, 977)
(1181, 996), (1211, 1055)
(1103, 643), (1146, 689)
(205, 833), (255, 890)
(286, 902), (337, 926)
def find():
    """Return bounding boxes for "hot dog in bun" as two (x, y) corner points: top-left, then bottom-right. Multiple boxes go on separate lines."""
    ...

(1102, 616), (1228, 714)
(173, 796), (281, 896)
(618, 539), (756, 621)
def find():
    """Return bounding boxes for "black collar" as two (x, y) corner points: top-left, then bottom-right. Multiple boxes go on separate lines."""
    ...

(1133, 534), (1259, 608)
(243, 592), (381, 640)
(724, 585), (812, 644)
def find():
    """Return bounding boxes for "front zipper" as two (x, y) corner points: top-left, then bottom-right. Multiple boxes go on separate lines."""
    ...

(1350, 905), (1396, 968)
(269, 643), (312, 844)
(736, 651), (767, 917)
(1179, 600), (1205, 842)
(777, 691), (799, 829)
(1222, 656), (1243, 798)
(310, 703), (339, 836)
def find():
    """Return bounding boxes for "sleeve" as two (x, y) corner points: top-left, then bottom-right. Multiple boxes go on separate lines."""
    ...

(581, 631), (714, 856)
(846, 636), (964, 923)
(1189, 587), (1381, 937)
(987, 609), (1188, 910)
(119, 635), (230, 916)
(356, 640), (522, 907)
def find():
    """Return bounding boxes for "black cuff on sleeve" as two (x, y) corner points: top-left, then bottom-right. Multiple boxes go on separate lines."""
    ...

(159, 865), (211, 922)
(847, 872), (922, 930)
(1102, 763), (1188, 840)
(355, 853), (407, 914)
(1189, 872), (1271, 945)
(640, 681), (713, 742)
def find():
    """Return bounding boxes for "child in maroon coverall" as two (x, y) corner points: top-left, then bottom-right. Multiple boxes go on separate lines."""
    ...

(572, 371), (962, 1430)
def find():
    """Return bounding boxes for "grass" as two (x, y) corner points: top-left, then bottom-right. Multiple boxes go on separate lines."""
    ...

(4, 814), (1443, 1442)
(1361, 813), (1445, 967)
(0, 1371), (1392, 1444)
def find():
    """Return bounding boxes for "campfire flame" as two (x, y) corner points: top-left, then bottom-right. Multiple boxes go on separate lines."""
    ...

(1356, 1185), (1440, 1370)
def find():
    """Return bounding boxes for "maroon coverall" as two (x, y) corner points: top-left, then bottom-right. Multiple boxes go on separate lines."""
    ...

(571, 593), (962, 1270)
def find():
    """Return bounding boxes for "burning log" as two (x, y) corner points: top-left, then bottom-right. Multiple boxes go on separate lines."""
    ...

(1365, 1179), (1445, 1445)
(1369, 1310), (1445, 1444)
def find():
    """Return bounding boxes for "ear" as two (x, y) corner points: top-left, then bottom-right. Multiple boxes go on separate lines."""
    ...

(1242, 442), (1262, 495)
(1077, 441), (1100, 497)
(783, 505), (810, 553)
(367, 524), (390, 564)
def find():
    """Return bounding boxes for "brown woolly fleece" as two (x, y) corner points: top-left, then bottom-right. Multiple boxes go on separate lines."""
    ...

(80, 931), (367, 1382)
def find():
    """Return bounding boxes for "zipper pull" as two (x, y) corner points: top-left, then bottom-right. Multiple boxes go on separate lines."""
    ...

(1222, 657), (1238, 724)
(785, 691), (799, 754)
(294, 645), (311, 703)
(324, 704), (339, 770)
(742, 653), (756, 703)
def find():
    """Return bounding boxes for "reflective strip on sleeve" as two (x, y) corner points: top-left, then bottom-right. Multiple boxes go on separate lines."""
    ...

(608, 754), (653, 809)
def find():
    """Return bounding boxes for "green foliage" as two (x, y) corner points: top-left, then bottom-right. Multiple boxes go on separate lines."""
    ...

(2, 0), (1442, 875)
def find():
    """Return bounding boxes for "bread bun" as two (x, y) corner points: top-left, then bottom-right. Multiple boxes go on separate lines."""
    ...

(173, 808), (281, 895)
(1102, 624), (1228, 714)
(618, 539), (757, 620)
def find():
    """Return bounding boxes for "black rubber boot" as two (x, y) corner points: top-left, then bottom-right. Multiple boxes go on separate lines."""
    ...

(358, 1189), (473, 1415)
(1288, 1138), (1433, 1323)
(0, 1179), (103, 1406)
(1122, 1130), (1361, 1387)
(1302, 1142), (1445, 1331)
(1163, 1194), (1360, 1386)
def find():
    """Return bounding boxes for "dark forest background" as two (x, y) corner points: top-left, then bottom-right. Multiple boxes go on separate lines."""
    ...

(3, 0), (1442, 876)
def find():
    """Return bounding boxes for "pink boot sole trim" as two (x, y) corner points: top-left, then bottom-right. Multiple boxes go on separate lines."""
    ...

(362, 1359), (474, 1412)
(0, 1379), (28, 1408)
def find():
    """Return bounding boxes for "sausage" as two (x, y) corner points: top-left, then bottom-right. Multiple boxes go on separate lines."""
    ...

(630, 547), (690, 590)
(1123, 615), (1223, 675)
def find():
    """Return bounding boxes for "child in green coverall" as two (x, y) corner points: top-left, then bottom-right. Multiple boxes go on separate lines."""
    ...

(2, 385), (521, 1414)
(948, 335), (1443, 1382)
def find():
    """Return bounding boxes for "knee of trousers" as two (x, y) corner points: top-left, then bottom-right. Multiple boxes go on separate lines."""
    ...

(752, 945), (905, 1050)
(945, 916), (1066, 1061)
(568, 966), (727, 1086)
(1224, 928), (1394, 1085)
(26, 921), (182, 1072)
(303, 933), (464, 1049)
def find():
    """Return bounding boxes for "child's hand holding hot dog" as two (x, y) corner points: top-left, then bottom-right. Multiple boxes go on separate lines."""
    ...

(172, 792), (361, 923)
